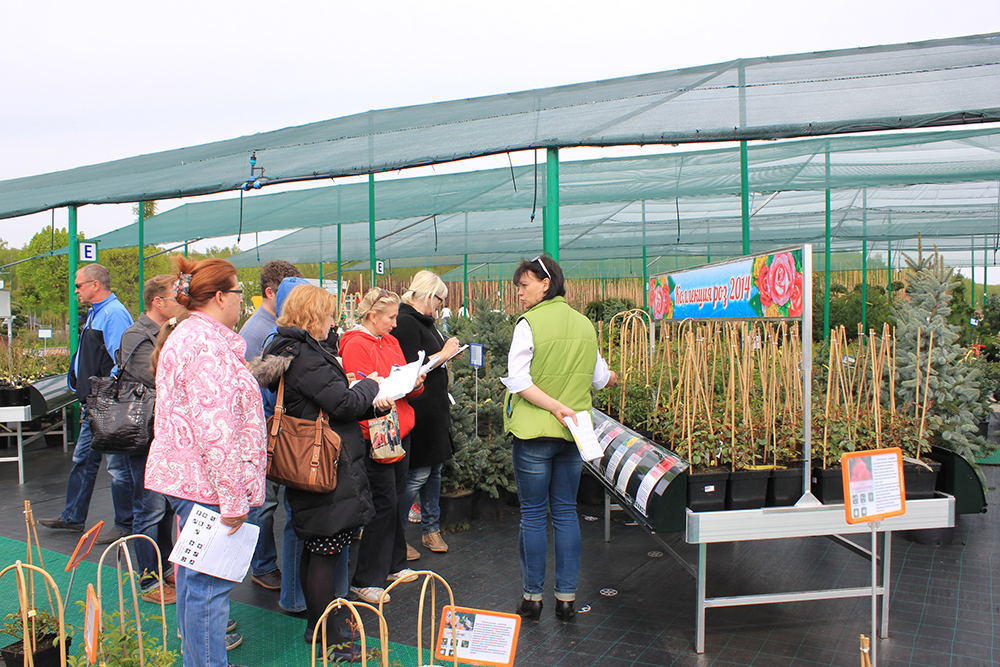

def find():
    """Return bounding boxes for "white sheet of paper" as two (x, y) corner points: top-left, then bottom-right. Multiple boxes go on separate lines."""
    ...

(169, 505), (260, 582)
(420, 344), (468, 374)
(375, 350), (425, 401)
(563, 411), (603, 462)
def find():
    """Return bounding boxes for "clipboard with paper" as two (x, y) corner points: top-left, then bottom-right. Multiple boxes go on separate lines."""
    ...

(421, 344), (469, 374)
(375, 350), (426, 401)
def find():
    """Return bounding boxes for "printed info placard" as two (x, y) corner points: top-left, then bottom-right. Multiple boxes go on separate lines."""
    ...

(436, 606), (521, 667)
(841, 448), (906, 524)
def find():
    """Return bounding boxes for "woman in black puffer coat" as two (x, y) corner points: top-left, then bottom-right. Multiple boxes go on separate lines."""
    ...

(251, 284), (389, 650)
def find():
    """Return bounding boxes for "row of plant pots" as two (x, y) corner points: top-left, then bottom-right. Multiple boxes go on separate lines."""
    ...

(687, 460), (941, 512)
(0, 386), (31, 408)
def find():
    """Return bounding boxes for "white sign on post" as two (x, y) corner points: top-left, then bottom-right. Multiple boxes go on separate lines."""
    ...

(469, 344), (484, 369)
(375, 260), (385, 275)
(38, 329), (53, 339)
(79, 242), (98, 262)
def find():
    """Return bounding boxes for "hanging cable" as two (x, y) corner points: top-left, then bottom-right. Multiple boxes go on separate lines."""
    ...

(256, 230), (260, 262)
(530, 149), (538, 223)
(507, 152), (517, 192)
(675, 197), (681, 244)
(433, 215), (439, 252)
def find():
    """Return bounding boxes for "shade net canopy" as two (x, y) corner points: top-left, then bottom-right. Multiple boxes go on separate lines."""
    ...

(3, 33), (1000, 220)
(71, 127), (1000, 275)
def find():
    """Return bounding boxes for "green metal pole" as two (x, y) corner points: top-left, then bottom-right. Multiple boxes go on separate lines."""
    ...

(823, 151), (831, 340)
(369, 173), (376, 288)
(463, 254), (469, 313)
(861, 189), (867, 334)
(69, 207), (79, 359)
(972, 238), (976, 307)
(602, 260), (606, 302)
(887, 241), (892, 303)
(740, 140), (750, 255)
(319, 226), (323, 287)
(184, 242), (188, 258)
(642, 200), (648, 312)
(984, 235), (988, 310)
(138, 203), (145, 313)
(545, 148), (560, 261)
(337, 224), (342, 308)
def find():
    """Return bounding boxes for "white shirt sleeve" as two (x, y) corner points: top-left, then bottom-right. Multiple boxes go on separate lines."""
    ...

(502, 319), (613, 393)
(500, 319), (535, 394)
(592, 353), (612, 390)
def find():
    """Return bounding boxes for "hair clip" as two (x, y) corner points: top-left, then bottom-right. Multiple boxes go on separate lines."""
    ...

(174, 273), (192, 297)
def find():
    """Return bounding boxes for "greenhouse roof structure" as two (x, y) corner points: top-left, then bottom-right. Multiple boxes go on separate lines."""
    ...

(2, 32), (999, 220)
(78, 127), (1000, 275)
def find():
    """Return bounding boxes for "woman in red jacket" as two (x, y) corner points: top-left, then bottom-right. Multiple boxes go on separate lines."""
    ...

(339, 288), (425, 604)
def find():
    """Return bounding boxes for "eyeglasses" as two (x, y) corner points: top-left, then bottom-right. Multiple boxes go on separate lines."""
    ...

(74, 280), (96, 289)
(221, 289), (244, 297)
(531, 256), (553, 282)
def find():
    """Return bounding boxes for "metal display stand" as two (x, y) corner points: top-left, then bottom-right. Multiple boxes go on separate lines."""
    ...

(0, 373), (76, 484)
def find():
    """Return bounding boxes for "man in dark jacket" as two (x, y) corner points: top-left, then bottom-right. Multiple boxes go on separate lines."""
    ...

(120, 275), (184, 604)
(40, 264), (134, 539)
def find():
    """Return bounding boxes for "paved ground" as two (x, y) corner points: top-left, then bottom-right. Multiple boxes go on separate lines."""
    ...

(0, 429), (997, 666)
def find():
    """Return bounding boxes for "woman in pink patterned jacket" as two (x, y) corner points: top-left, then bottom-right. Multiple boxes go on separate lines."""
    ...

(147, 257), (266, 667)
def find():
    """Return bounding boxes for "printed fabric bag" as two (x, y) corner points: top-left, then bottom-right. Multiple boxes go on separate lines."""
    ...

(266, 374), (341, 493)
(368, 404), (405, 464)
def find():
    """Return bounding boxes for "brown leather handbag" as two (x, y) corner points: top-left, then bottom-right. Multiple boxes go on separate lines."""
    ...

(266, 375), (340, 493)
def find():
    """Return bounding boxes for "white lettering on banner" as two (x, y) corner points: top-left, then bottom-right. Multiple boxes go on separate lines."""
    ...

(673, 273), (754, 310)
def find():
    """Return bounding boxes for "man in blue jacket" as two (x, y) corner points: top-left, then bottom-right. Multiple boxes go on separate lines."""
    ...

(40, 263), (135, 542)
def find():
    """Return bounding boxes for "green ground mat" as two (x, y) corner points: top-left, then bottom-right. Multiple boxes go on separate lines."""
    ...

(0, 535), (469, 666)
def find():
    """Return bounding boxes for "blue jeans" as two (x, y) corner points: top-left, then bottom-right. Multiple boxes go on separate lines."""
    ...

(247, 481), (279, 575)
(280, 492), (306, 613)
(171, 497), (237, 667)
(128, 455), (173, 591)
(512, 437), (582, 601)
(61, 411), (134, 531)
(399, 464), (442, 534)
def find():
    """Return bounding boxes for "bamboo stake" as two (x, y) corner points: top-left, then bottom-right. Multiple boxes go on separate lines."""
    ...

(823, 330), (836, 469)
(914, 326), (922, 419)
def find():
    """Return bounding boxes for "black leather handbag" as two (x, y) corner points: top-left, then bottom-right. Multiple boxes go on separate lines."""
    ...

(87, 335), (157, 456)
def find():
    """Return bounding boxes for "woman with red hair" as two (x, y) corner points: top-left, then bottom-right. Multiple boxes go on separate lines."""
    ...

(147, 257), (266, 667)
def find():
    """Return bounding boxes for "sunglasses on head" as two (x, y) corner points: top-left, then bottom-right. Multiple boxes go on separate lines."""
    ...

(373, 288), (390, 306)
(531, 256), (553, 282)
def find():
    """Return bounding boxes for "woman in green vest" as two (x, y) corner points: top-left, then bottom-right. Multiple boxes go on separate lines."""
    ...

(502, 256), (617, 622)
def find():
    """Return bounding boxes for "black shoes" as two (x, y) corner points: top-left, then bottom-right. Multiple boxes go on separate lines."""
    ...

(555, 599), (576, 622)
(38, 517), (85, 532)
(515, 598), (543, 621)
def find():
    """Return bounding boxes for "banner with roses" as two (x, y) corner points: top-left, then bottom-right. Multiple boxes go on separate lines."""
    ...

(649, 247), (804, 320)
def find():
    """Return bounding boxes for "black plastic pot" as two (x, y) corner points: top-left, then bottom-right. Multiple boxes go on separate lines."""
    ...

(811, 465), (845, 505)
(439, 490), (474, 528)
(766, 467), (804, 507)
(725, 469), (770, 510)
(471, 489), (507, 520)
(1, 634), (71, 667)
(903, 461), (941, 500)
(686, 470), (728, 512)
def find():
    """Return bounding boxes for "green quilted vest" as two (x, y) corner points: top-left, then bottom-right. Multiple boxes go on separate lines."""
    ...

(504, 296), (598, 441)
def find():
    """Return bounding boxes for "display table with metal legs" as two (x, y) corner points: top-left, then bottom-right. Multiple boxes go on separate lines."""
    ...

(0, 404), (71, 484)
(605, 492), (955, 653)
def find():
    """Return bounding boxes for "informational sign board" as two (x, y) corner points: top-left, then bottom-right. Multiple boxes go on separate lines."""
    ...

(66, 521), (104, 571)
(79, 242), (98, 263)
(38, 328), (53, 339)
(435, 606), (521, 667)
(649, 247), (804, 321)
(0, 290), (9, 318)
(84, 584), (100, 664)
(469, 343), (485, 368)
(842, 448), (906, 524)
(375, 260), (385, 275)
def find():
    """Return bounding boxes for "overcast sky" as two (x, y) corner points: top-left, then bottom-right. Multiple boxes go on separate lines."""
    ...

(3, 0), (1000, 265)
